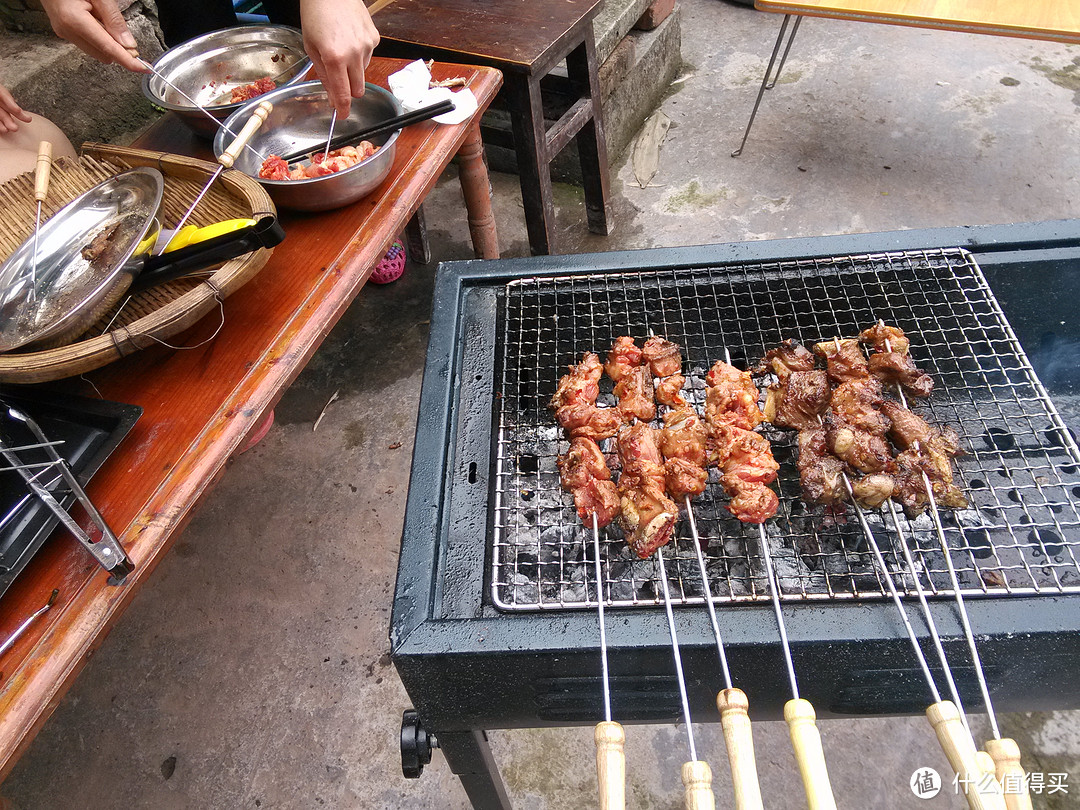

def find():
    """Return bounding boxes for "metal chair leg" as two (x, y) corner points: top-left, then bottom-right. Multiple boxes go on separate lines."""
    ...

(732, 14), (803, 157)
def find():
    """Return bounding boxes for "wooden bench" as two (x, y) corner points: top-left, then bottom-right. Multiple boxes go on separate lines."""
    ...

(372, 0), (614, 255)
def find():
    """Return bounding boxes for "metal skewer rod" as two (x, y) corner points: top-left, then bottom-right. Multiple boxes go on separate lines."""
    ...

(587, 511), (625, 810)
(0, 589), (58, 658)
(655, 545), (715, 810)
(684, 496), (764, 810)
(323, 109), (338, 159)
(30, 141), (53, 303)
(137, 58), (268, 163)
(874, 326), (1027, 808)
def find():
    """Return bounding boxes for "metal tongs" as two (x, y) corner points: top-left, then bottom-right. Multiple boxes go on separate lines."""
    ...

(0, 404), (133, 582)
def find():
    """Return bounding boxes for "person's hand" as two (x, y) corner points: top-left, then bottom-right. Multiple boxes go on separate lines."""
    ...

(40, 0), (147, 73)
(301, 0), (380, 118)
(0, 84), (34, 135)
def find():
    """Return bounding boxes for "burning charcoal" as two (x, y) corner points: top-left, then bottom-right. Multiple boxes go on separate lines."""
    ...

(510, 572), (539, 605)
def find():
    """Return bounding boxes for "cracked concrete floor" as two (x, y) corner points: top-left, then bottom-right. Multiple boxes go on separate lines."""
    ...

(3, 1), (1079, 808)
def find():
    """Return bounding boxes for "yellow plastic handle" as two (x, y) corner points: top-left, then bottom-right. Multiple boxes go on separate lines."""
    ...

(682, 760), (715, 810)
(785, 698), (837, 810)
(162, 218), (257, 252)
(717, 688), (764, 810)
(926, 702), (1005, 810)
(984, 738), (1033, 810)
(595, 721), (625, 810)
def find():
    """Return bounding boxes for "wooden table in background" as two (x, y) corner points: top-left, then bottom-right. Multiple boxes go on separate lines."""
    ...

(754, 0), (1080, 44)
(0, 57), (501, 781)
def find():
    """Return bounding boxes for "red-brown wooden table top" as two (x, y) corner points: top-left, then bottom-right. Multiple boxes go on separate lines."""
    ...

(0, 57), (501, 782)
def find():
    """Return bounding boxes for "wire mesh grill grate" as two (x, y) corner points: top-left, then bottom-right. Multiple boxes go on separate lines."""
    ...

(490, 249), (1080, 611)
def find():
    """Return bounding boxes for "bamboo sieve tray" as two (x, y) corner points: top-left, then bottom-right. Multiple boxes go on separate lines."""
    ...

(0, 143), (277, 383)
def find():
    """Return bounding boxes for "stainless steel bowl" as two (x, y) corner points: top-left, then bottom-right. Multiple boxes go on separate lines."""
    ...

(142, 25), (311, 139)
(214, 81), (403, 212)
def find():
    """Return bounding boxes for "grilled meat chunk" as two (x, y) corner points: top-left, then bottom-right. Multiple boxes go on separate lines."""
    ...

(859, 322), (910, 355)
(704, 361), (764, 431)
(830, 377), (890, 435)
(849, 473), (895, 509)
(814, 338), (869, 384)
(550, 352), (621, 440)
(616, 424), (678, 558)
(824, 412), (893, 473)
(893, 445), (968, 515)
(642, 336), (683, 378)
(659, 406), (709, 500)
(556, 438), (619, 527)
(796, 428), (846, 506)
(879, 401), (956, 454)
(605, 336), (643, 382)
(868, 351), (934, 398)
(758, 339), (816, 382)
(614, 365), (656, 423)
(711, 423), (780, 522)
(655, 373), (688, 408)
(764, 369), (830, 431)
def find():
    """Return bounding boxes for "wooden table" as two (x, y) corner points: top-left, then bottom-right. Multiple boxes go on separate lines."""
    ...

(0, 57), (501, 782)
(754, 0), (1080, 44)
(733, 0), (1080, 156)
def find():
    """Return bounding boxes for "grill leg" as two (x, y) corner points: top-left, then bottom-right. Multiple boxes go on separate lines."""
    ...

(439, 729), (512, 810)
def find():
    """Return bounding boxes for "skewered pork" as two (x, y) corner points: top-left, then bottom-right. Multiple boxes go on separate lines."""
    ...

(550, 352), (621, 440)
(814, 338), (869, 384)
(704, 361), (764, 432)
(616, 423), (678, 558)
(642, 336), (683, 378)
(758, 339), (816, 382)
(880, 400), (966, 514)
(655, 373), (688, 408)
(614, 366), (656, 422)
(557, 437), (620, 527)
(796, 427), (846, 505)
(859, 322), (910, 355)
(605, 336), (642, 382)
(764, 369), (830, 431)
(659, 406), (709, 499)
(867, 351), (934, 398)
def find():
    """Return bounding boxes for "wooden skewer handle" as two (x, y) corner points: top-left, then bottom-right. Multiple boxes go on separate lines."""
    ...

(785, 698), (837, 810)
(983, 739), (1032, 810)
(926, 702), (1006, 810)
(219, 100), (273, 168)
(595, 721), (625, 810)
(717, 688), (764, 810)
(34, 141), (53, 202)
(682, 760), (715, 810)
(975, 753), (1008, 810)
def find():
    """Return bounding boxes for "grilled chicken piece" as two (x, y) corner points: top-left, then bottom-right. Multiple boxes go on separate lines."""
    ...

(830, 377), (890, 435)
(868, 351), (934, 398)
(824, 412), (893, 473)
(814, 338), (869, 384)
(704, 361), (764, 430)
(557, 437), (611, 490)
(764, 369), (830, 431)
(655, 373), (688, 408)
(557, 438), (620, 527)
(614, 366), (656, 422)
(859, 322), (910, 355)
(605, 336), (643, 382)
(796, 428), (846, 506)
(758, 339), (816, 382)
(616, 424), (678, 558)
(659, 406), (709, 499)
(642, 336), (683, 378)
(712, 423), (780, 522)
(550, 352), (621, 440)
(850, 473), (895, 509)
(660, 406), (709, 467)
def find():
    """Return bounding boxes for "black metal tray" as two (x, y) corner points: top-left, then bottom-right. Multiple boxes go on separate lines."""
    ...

(0, 389), (142, 597)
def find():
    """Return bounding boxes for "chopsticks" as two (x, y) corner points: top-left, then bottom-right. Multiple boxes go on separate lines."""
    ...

(278, 99), (455, 164)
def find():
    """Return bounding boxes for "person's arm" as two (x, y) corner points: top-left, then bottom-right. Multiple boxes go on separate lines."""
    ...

(39, 0), (146, 72)
(0, 84), (34, 135)
(300, 0), (380, 118)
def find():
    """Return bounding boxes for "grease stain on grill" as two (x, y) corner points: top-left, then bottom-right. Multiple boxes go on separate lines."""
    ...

(963, 528), (995, 560)
(984, 428), (1016, 451)
(1030, 528), (1065, 559)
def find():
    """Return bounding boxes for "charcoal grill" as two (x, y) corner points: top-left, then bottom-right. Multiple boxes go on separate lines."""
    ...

(392, 220), (1080, 809)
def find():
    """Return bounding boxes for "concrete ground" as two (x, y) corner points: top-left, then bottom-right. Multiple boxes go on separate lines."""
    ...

(3, 1), (1080, 808)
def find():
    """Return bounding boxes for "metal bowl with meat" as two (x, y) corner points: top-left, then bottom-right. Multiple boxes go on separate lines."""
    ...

(214, 81), (403, 212)
(142, 24), (311, 139)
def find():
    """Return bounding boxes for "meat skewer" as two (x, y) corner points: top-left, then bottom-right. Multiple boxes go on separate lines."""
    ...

(870, 325), (1030, 810)
(712, 350), (835, 809)
(551, 354), (625, 807)
(653, 342), (763, 810)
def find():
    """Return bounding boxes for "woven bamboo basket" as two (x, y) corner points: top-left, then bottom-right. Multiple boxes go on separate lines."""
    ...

(0, 143), (277, 383)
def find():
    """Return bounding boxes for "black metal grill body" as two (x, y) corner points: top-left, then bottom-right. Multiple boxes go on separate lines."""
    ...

(391, 220), (1080, 808)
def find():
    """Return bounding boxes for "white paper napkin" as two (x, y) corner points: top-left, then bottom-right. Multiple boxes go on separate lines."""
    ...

(387, 59), (478, 125)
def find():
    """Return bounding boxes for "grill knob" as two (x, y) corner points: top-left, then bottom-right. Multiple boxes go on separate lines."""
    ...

(401, 709), (438, 778)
